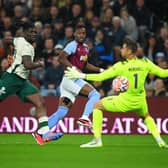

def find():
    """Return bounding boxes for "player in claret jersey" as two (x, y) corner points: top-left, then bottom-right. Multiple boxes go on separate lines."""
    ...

(48, 25), (104, 130)
(65, 38), (168, 148)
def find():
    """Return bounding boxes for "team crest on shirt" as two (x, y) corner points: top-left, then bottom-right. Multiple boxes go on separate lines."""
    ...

(80, 54), (88, 61)
(0, 87), (6, 95)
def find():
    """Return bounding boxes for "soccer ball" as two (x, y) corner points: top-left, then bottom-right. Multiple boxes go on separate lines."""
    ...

(112, 76), (129, 92)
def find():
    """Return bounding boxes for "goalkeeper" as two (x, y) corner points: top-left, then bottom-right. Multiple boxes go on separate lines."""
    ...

(65, 38), (168, 148)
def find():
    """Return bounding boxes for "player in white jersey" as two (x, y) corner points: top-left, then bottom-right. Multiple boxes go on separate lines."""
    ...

(0, 22), (62, 145)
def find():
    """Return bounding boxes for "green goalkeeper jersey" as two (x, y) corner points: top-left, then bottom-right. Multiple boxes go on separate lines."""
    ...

(86, 58), (168, 98)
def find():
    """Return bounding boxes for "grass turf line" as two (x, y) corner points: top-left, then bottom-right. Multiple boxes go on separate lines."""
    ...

(0, 134), (168, 168)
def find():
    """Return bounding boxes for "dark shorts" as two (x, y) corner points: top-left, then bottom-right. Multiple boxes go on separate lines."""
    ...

(0, 72), (39, 102)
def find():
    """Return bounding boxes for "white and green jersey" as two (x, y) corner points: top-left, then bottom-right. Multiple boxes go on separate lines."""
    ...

(7, 37), (34, 79)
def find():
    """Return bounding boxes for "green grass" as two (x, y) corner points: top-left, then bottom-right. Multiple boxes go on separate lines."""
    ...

(0, 134), (168, 168)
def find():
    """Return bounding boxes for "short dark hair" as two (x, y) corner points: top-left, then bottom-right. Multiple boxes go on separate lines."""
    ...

(15, 21), (34, 32)
(75, 25), (86, 31)
(123, 38), (137, 54)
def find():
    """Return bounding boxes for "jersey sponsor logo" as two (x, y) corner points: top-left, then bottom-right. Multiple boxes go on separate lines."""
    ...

(0, 87), (6, 95)
(128, 67), (143, 71)
(80, 54), (88, 61)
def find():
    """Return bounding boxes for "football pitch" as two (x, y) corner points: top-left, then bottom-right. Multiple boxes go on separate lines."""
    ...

(0, 134), (168, 168)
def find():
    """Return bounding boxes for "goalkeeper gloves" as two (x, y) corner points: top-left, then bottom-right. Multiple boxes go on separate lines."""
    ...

(65, 66), (86, 79)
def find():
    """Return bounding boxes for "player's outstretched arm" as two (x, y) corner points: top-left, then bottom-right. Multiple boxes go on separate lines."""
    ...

(65, 66), (116, 82)
(65, 67), (86, 79)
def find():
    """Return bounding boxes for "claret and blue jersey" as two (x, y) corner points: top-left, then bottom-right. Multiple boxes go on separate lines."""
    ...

(63, 40), (89, 71)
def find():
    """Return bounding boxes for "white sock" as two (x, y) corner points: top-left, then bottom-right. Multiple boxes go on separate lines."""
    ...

(37, 116), (50, 134)
(81, 115), (89, 120)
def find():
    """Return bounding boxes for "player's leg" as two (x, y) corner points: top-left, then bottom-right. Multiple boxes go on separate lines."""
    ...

(48, 76), (79, 129)
(0, 72), (22, 101)
(80, 95), (125, 148)
(137, 102), (168, 148)
(77, 80), (100, 127)
(18, 81), (63, 145)
(48, 97), (72, 129)
(80, 99), (105, 148)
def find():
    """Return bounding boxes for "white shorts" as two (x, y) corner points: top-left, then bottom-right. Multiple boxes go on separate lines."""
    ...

(60, 75), (93, 103)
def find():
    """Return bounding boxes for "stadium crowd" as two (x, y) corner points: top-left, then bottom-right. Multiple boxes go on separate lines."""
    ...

(0, 0), (168, 97)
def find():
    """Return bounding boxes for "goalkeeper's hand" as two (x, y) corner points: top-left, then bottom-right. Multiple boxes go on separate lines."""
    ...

(65, 66), (86, 79)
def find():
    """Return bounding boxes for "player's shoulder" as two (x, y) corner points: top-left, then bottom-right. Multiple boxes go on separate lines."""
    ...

(14, 37), (32, 48)
(64, 40), (77, 48)
(14, 37), (26, 45)
(138, 57), (152, 64)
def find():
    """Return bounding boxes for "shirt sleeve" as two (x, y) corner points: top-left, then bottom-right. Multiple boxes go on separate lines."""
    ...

(21, 44), (32, 56)
(63, 41), (77, 55)
(148, 59), (168, 77)
(86, 63), (121, 81)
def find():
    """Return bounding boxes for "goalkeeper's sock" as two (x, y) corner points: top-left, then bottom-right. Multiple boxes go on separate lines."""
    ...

(48, 106), (69, 129)
(93, 108), (103, 138)
(144, 116), (163, 144)
(37, 116), (50, 134)
(82, 90), (100, 117)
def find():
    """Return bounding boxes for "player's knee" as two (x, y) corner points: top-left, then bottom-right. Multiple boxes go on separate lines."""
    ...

(89, 89), (101, 100)
(35, 100), (45, 109)
(93, 100), (101, 109)
(62, 97), (72, 107)
(34, 96), (46, 109)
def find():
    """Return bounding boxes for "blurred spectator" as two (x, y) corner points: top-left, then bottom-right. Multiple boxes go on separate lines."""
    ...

(76, 17), (86, 27)
(47, 5), (60, 24)
(41, 56), (64, 96)
(157, 27), (168, 50)
(0, 57), (9, 76)
(59, 0), (72, 23)
(145, 74), (156, 97)
(120, 8), (138, 41)
(137, 46), (146, 58)
(111, 16), (126, 47)
(0, 30), (13, 58)
(130, 0), (152, 45)
(144, 34), (159, 62)
(57, 25), (74, 46)
(69, 3), (83, 26)
(100, 0), (112, 21)
(101, 7), (114, 33)
(85, 38), (99, 66)
(54, 44), (63, 56)
(29, 6), (42, 23)
(31, 66), (45, 87)
(94, 29), (114, 68)
(84, 0), (100, 16)
(155, 52), (167, 67)
(87, 16), (101, 40)
(42, 37), (55, 67)
(40, 23), (53, 42)
(84, 9), (94, 27)
(36, 23), (53, 55)
(52, 19), (64, 43)
(0, 16), (15, 37)
(29, 72), (41, 89)
(13, 5), (24, 26)
(163, 39), (168, 61)
(112, 0), (127, 16)
(154, 78), (167, 96)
